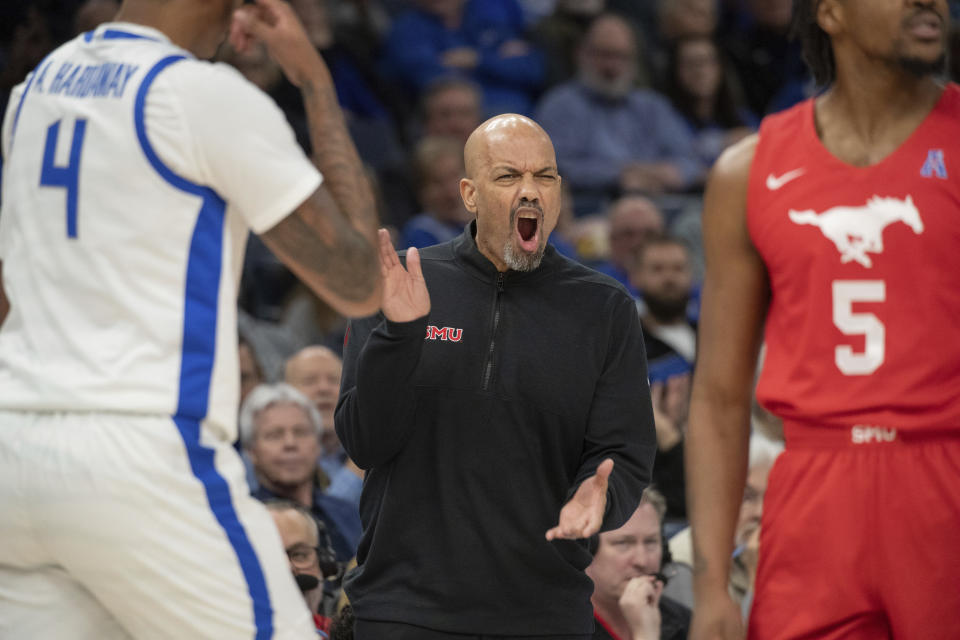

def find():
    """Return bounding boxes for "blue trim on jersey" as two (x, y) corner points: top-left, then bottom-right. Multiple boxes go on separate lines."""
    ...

(83, 31), (94, 43)
(10, 64), (40, 144)
(9, 55), (55, 151)
(102, 29), (160, 42)
(135, 55), (274, 640)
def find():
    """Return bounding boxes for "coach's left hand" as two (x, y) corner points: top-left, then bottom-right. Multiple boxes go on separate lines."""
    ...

(545, 458), (613, 540)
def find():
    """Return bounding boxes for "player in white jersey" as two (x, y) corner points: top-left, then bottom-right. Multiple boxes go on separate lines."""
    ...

(0, 0), (382, 637)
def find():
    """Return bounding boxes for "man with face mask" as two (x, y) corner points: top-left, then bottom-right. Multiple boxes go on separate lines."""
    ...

(265, 500), (340, 635)
(336, 114), (657, 639)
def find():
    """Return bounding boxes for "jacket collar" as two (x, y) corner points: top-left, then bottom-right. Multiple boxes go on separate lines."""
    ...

(451, 220), (559, 284)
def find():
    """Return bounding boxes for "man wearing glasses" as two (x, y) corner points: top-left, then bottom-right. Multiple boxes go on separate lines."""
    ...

(266, 500), (340, 635)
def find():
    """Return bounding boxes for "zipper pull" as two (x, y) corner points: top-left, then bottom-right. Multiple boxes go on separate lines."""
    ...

(497, 272), (504, 292)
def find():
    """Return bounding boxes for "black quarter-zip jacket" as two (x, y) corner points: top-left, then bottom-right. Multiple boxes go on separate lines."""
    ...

(335, 223), (657, 636)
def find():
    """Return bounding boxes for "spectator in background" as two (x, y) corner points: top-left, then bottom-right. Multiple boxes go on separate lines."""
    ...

(722, 0), (808, 115)
(536, 13), (702, 216)
(588, 488), (692, 640)
(532, 0), (609, 86)
(400, 136), (473, 248)
(549, 178), (586, 260)
(241, 384), (362, 562)
(420, 77), (483, 142)
(265, 500), (340, 632)
(239, 336), (265, 408)
(662, 36), (756, 169)
(669, 434), (783, 619)
(285, 346), (363, 506)
(381, 0), (545, 116)
(631, 237), (697, 376)
(593, 195), (666, 291)
(649, 0), (719, 82)
(630, 237), (697, 524)
(290, 0), (414, 226)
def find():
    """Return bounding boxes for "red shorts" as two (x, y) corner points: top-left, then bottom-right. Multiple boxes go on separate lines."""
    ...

(747, 423), (960, 640)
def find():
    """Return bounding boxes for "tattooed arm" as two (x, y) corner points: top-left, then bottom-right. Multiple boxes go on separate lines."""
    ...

(234, 0), (380, 317)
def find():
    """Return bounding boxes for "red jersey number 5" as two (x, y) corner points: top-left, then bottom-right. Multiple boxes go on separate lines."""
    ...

(832, 280), (885, 376)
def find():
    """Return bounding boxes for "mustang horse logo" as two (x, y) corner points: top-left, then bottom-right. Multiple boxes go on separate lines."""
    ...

(788, 195), (924, 268)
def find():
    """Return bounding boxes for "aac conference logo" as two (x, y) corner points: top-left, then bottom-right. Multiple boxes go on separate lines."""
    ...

(425, 325), (463, 342)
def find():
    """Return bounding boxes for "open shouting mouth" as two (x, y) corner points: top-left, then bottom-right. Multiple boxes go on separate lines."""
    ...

(514, 205), (542, 253)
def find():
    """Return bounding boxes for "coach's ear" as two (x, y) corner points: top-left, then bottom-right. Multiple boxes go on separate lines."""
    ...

(460, 178), (478, 214)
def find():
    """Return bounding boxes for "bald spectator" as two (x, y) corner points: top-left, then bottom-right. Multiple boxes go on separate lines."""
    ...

(400, 136), (473, 249)
(593, 195), (666, 291)
(241, 384), (361, 562)
(286, 346), (362, 506)
(535, 13), (702, 216)
(421, 77), (483, 143)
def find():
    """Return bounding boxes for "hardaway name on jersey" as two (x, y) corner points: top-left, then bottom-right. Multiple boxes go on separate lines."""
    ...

(0, 23), (321, 441)
(747, 85), (960, 432)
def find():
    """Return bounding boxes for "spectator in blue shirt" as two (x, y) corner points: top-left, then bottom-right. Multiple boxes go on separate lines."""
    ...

(662, 35), (757, 169)
(284, 347), (363, 507)
(419, 77), (483, 143)
(592, 195), (666, 293)
(381, 0), (546, 117)
(400, 135), (472, 249)
(241, 384), (362, 562)
(535, 13), (703, 216)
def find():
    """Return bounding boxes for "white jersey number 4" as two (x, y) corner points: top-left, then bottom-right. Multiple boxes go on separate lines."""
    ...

(39, 117), (88, 238)
(832, 280), (885, 375)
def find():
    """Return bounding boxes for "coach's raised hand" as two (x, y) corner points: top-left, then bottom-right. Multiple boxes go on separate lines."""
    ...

(378, 230), (431, 323)
(546, 458), (614, 540)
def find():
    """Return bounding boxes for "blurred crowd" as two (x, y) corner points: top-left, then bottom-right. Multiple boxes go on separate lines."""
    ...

(3, 0), (960, 637)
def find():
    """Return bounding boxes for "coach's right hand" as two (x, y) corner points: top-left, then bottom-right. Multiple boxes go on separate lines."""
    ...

(378, 229), (431, 323)
(690, 590), (744, 640)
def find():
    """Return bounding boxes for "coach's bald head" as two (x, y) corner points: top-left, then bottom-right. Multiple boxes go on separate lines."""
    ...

(460, 115), (562, 273)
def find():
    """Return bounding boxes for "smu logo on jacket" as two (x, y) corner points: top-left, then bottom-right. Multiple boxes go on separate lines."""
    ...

(425, 325), (463, 342)
(788, 195), (924, 268)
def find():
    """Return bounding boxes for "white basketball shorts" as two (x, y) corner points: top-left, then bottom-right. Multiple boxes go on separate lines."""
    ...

(0, 410), (316, 639)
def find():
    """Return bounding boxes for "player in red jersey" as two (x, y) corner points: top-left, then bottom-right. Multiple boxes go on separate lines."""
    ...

(687, 0), (960, 638)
